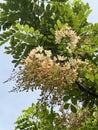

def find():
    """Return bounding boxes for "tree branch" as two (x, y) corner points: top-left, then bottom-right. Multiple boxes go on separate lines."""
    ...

(75, 81), (98, 98)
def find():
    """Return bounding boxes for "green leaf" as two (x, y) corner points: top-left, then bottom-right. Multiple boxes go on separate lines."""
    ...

(39, 34), (43, 39)
(0, 38), (10, 46)
(24, 24), (29, 32)
(64, 103), (70, 109)
(85, 73), (89, 79)
(81, 10), (92, 23)
(50, 28), (55, 34)
(48, 35), (54, 39)
(29, 27), (34, 34)
(4, 50), (12, 54)
(72, 89), (79, 96)
(95, 74), (98, 80)
(63, 96), (69, 101)
(57, 20), (62, 29)
(12, 60), (18, 63)
(70, 104), (77, 113)
(16, 23), (22, 30)
(54, 24), (58, 30)
(71, 97), (77, 105)
(85, 73), (94, 82)
(89, 75), (94, 82)
(35, 30), (40, 35)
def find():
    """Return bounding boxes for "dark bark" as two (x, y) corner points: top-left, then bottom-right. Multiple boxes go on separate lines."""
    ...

(75, 81), (98, 98)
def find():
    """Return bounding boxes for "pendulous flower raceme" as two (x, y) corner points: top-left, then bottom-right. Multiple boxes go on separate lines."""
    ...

(55, 26), (80, 53)
(16, 46), (86, 104)
(13, 26), (88, 105)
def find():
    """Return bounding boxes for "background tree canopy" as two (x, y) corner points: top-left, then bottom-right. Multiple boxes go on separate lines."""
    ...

(14, 103), (98, 130)
(0, 0), (98, 129)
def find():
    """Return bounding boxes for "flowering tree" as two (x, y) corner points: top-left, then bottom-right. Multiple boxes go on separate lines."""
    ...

(0, 0), (98, 128)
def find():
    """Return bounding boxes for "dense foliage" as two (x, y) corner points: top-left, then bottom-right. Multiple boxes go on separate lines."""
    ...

(15, 103), (67, 130)
(15, 103), (98, 130)
(0, 0), (98, 129)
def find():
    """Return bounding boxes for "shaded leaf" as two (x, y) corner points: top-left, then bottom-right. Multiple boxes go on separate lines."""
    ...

(71, 104), (77, 113)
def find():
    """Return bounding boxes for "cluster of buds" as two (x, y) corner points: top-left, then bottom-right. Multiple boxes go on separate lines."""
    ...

(55, 26), (80, 53)
(17, 46), (86, 104)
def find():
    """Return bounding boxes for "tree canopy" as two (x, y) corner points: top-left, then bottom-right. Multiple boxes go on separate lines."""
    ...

(14, 103), (98, 130)
(0, 0), (98, 129)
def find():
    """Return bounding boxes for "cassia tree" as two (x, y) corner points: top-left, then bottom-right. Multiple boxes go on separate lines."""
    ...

(0, 0), (98, 125)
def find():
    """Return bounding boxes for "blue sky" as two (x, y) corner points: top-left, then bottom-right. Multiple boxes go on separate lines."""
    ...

(0, 0), (98, 129)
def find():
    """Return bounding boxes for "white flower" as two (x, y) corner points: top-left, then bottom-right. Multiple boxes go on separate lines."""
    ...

(53, 56), (57, 61)
(41, 60), (48, 68)
(36, 53), (44, 60)
(44, 50), (52, 57)
(55, 30), (64, 44)
(55, 26), (80, 46)
(57, 55), (66, 61)
(64, 62), (70, 70)
(25, 58), (32, 65)
(36, 46), (43, 53)
(66, 46), (72, 53)
(48, 59), (54, 66)
(29, 49), (37, 57)
(76, 59), (86, 65)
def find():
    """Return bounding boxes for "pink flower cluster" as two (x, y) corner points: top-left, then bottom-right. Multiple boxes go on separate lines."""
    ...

(19, 46), (86, 104)
(13, 26), (90, 105)
(55, 26), (80, 53)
